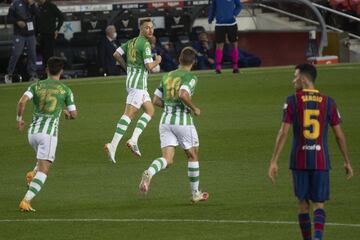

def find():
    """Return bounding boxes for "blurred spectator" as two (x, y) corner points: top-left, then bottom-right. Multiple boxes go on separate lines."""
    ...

(98, 25), (120, 76)
(149, 36), (161, 72)
(5, 0), (38, 83)
(159, 41), (178, 72)
(208, 0), (242, 74)
(193, 32), (215, 70)
(36, 0), (64, 68)
(223, 43), (261, 68)
(149, 36), (161, 58)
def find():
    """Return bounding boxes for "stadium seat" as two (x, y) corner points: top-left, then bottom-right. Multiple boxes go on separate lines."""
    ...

(329, 0), (351, 11)
(349, 0), (360, 15)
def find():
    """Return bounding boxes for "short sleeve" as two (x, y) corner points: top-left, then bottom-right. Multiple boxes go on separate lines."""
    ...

(328, 98), (341, 126)
(143, 41), (153, 64)
(282, 96), (294, 124)
(24, 83), (36, 99)
(117, 41), (129, 55)
(180, 74), (197, 95)
(65, 88), (76, 112)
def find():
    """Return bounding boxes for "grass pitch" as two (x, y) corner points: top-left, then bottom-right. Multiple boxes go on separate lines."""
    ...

(0, 64), (359, 239)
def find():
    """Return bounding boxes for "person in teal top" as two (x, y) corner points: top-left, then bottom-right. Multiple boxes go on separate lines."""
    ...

(17, 57), (77, 212)
(105, 18), (162, 163)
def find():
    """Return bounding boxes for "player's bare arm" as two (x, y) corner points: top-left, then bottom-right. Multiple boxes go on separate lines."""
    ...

(268, 122), (291, 183)
(113, 51), (127, 70)
(152, 95), (164, 108)
(145, 55), (162, 71)
(16, 95), (30, 131)
(179, 89), (200, 116)
(332, 124), (354, 179)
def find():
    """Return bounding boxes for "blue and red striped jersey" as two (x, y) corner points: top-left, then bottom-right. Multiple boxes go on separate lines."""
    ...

(282, 89), (341, 170)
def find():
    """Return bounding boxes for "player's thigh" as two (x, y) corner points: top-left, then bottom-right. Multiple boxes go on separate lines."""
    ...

(29, 133), (58, 162)
(215, 26), (226, 43)
(126, 88), (150, 110)
(173, 125), (199, 151)
(142, 98), (154, 116)
(310, 170), (330, 202)
(292, 170), (311, 201)
(227, 24), (238, 43)
(159, 124), (178, 149)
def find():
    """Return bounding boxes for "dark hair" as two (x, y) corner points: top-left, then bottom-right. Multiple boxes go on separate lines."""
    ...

(295, 63), (317, 83)
(47, 57), (64, 75)
(179, 47), (197, 66)
(140, 18), (152, 26)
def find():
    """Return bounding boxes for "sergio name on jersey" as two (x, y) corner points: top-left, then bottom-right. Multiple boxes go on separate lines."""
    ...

(24, 79), (76, 137)
(154, 69), (198, 126)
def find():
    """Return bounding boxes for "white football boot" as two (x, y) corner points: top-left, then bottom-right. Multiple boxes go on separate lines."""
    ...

(191, 190), (209, 203)
(104, 143), (116, 163)
(139, 170), (152, 194)
(126, 140), (142, 157)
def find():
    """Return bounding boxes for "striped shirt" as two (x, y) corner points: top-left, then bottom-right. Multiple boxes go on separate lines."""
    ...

(154, 69), (198, 126)
(116, 35), (153, 90)
(283, 89), (341, 170)
(24, 79), (76, 137)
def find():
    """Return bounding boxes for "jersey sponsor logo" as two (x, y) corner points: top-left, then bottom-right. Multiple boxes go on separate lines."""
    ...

(302, 144), (322, 151)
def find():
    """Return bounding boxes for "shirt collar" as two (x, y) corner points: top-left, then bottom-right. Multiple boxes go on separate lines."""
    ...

(303, 89), (319, 93)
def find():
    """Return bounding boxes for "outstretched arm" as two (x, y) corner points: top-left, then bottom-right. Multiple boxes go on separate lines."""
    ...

(268, 122), (291, 183)
(332, 124), (353, 179)
(16, 95), (30, 131)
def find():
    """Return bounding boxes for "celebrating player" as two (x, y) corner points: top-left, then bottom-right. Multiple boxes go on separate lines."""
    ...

(268, 63), (353, 240)
(105, 18), (162, 163)
(139, 47), (209, 203)
(17, 57), (77, 212)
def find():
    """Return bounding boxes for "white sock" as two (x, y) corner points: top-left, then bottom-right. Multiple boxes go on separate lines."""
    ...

(131, 113), (152, 143)
(111, 115), (131, 148)
(24, 171), (47, 201)
(147, 157), (167, 176)
(188, 161), (200, 194)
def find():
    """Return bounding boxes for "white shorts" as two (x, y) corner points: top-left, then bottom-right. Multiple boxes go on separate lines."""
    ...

(126, 88), (151, 109)
(159, 124), (199, 150)
(28, 133), (58, 162)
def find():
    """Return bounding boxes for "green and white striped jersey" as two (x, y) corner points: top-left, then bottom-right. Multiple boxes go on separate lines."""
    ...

(24, 78), (76, 136)
(154, 69), (198, 126)
(116, 35), (153, 90)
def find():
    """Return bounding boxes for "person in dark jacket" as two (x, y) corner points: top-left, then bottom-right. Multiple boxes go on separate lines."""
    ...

(98, 25), (120, 76)
(208, 0), (242, 74)
(6, 0), (38, 83)
(36, 0), (64, 68)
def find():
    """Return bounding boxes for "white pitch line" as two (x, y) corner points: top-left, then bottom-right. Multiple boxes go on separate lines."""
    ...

(0, 218), (359, 228)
